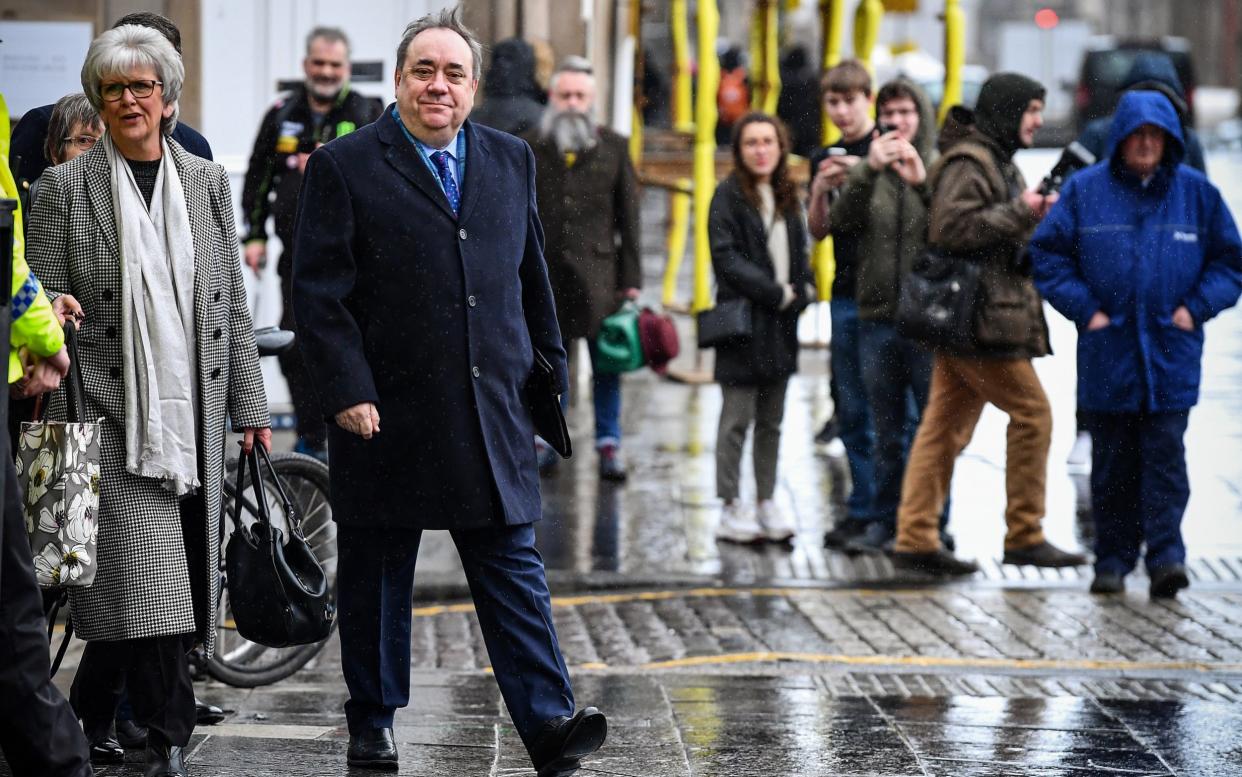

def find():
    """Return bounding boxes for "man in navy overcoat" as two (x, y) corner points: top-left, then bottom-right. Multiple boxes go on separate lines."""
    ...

(291, 8), (606, 776)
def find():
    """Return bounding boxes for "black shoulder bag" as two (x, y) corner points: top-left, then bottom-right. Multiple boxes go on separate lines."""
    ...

(225, 445), (335, 648)
(895, 247), (982, 350)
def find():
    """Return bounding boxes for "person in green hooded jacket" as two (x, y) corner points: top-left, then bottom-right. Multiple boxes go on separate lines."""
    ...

(829, 78), (954, 555)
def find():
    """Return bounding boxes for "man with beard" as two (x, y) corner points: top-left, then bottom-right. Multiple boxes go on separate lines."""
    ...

(525, 57), (641, 480)
(241, 26), (381, 460)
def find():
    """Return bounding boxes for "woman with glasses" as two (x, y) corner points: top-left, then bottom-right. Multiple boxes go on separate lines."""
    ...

(26, 25), (270, 777)
(27, 93), (102, 216)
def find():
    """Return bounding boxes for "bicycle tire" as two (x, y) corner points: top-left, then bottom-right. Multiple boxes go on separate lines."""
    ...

(207, 451), (337, 688)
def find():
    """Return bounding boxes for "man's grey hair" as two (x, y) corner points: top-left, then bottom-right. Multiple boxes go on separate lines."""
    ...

(45, 93), (101, 164)
(395, 5), (483, 80)
(81, 24), (184, 134)
(549, 55), (594, 92)
(307, 26), (350, 56)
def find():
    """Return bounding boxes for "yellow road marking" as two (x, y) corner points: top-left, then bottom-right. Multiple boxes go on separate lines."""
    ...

(636, 652), (1242, 674)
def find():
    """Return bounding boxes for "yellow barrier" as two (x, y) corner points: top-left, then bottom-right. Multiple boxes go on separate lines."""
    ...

(671, 0), (694, 133)
(750, 0), (782, 115)
(662, 180), (692, 308)
(940, 0), (965, 125)
(811, 0), (849, 302)
(853, 0), (885, 73)
(691, 0), (720, 315)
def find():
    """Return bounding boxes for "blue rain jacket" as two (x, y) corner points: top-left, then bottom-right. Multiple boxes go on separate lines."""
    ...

(1030, 91), (1242, 412)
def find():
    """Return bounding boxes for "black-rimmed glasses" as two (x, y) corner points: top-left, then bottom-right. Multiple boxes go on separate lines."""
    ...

(100, 79), (163, 101)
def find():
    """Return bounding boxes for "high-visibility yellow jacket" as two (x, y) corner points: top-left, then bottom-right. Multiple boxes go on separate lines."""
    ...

(1, 93), (64, 383)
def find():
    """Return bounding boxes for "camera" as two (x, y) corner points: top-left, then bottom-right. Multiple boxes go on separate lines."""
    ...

(1038, 142), (1097, 196)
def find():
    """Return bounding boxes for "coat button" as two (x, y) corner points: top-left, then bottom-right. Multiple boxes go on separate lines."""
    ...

(211, 367), (221, 379)
(458, 228), (467, 240)
(214, 290), (222, 302)
(101, 289), (113, 301)
(468, 295), (477, 307)
(213, 328), (222, 340)
(109, 366), (120, 379)
(106, 326), (117, 338)
(471, 366), (480, 378)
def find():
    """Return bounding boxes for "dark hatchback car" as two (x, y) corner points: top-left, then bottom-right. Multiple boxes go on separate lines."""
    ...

(1074, 37), (1196, 132)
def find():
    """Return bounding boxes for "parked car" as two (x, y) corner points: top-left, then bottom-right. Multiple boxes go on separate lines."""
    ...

(1074, 36), (1196, 132)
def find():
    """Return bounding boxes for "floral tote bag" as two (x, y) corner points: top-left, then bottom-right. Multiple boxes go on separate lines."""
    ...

(16, 325), (100, 588)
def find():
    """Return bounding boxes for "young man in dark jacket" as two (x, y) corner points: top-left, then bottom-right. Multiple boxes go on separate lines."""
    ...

(892, 73), (1088, 576)
(1031, 92), (1242, 598)
(829, 79), (942, 553)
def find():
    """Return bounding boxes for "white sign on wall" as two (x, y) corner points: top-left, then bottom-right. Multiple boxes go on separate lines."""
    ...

(0, 21), (94, 117)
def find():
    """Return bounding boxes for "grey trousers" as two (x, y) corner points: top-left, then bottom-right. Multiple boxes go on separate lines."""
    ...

(716, 380), (789, 502)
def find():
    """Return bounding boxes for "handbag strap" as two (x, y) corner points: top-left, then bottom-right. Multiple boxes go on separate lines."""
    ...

(233, 445), (273, 529)
(253, 444), (303, 535)
(38, 322), (86, 423)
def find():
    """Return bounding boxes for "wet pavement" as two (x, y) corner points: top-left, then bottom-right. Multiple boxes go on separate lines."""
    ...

(6, 150), (1242, 775)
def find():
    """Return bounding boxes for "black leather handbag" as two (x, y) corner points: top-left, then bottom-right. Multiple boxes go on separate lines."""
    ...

(696, 298), (753, 349)
(526, 348), (571, 458)
(895, 248), (982, 350)
(225, 445), (335, 648)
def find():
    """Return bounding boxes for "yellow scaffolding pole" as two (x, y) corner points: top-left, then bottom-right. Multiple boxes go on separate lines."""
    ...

(629, 0), (644, 165)
(692, 0), (721, 315)
(662, 0), (694, 308)
(750, 0), (782, 115)
(853, 0), (885, 71)
(811, 0), (848, 301)
(940, 0), (965, 125)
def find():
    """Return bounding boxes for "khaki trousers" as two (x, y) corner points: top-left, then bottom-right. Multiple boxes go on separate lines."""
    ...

(895, 355), (1050, 553)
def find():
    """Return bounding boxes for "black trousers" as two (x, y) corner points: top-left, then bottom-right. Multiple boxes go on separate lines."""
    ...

(279, 265), (327, 448)
(0, 455), (92, 777)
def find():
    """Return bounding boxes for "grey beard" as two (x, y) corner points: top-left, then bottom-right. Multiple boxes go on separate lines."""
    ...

(540, 109), (598, 155)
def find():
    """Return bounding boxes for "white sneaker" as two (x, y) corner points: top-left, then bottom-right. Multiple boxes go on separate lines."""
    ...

(1066, 431), (1092, 474)
(757, 500), (796, 542)
(716, 501), (765, 544)
(824, 438), (847, 458)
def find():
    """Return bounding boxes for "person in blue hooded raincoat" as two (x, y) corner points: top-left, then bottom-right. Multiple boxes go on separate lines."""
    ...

(1030, 91), (1242, 600)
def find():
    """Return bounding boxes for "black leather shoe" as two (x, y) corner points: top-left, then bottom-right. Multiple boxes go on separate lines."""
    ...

(1003, 541), (1088, 568)
(1150, 564), (1190, 599)
(116, 718), (149, 749)
(144, 743), (187, 777)
(195, 698), (226, 726)
(823, 519), (866, 549)
(892, 548), (980, 577)
(844, 522), (894, 555)
(1090, 572), (1125, 594)
(530, 707), (607, 777)
(347, 727), (398, 771)
(84, 720), (124, 764)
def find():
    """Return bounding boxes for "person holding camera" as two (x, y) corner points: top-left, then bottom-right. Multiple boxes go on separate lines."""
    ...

(827, 79), (943, 554)
(891, 73), (1088, 576)
(1030, 92), (1242, 598)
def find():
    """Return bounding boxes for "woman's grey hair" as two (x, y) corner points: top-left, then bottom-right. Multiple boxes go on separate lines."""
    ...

(81, 24), (184, 135)
(44, 93), (101, 164)
(396, 5), (483, 80)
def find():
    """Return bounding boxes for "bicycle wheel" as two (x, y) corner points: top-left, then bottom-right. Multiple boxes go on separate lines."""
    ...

(208, 451), (337, 688)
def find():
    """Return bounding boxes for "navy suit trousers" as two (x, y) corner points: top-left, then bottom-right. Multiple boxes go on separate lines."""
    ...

(1085, 410), (1191, 576)
(336, 523), (574, 744)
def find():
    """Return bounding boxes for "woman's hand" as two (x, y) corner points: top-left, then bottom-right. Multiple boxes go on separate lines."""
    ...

(242, 427), (272, 454)
(51, 295), (84, 327)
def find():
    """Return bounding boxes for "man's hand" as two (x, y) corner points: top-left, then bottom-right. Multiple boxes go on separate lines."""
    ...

(1086, 311), (1111, 331)
(336, 402), (381, 439)
(890, 141), (926, 185)
(241, 427), (272, 454)
(810, 156), (856, 196)
(13, 347), (70, 399)
(1021, 189), (1059, 219)
(1172, 305), (1195, 332)
(51, 295), (84, 327)
(243, 242), (267, 274)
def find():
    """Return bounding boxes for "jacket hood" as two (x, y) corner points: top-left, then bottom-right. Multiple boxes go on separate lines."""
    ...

(483, 38), (540, 98)
(937, 104), (975, 152)
(975, 73), (1045, 158)
(1106, 90), (1185, 170)
(1122, 52), (1189, 120)
(884, 77), (937, 161)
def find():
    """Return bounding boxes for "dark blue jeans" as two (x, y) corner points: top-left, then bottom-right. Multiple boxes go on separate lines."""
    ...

(1085, 410), (1190, 576)
(859, 320), (933, 531)
(830, 299), (875, 521)
(560, 340), (623, 449)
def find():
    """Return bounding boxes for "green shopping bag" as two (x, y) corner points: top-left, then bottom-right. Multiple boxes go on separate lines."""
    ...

(594, 302), (644, 373)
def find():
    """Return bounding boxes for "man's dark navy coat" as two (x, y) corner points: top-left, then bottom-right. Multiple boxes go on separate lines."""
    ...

(292, 107), (568, 529)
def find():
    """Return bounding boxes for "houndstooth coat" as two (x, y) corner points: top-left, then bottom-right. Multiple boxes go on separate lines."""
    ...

(26, 139), (269, 656)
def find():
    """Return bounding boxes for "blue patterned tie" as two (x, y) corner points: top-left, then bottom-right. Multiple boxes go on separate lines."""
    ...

(430, 150), (460, 216)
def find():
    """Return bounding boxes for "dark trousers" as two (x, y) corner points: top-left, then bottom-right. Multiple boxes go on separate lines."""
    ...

(859, 320), (932, 530)
(0, 456), (92, 777)
(337, 523), (574, 745)
(1085, 410), (1191, 576)
(279, 267), (327, 449)
(69, 632), (196, 747)
(830, 298), (875, 521)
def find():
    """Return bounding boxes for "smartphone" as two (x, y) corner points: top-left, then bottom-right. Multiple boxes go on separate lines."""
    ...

(878, 123), (899, 135)
(827, 147), (848, 157)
